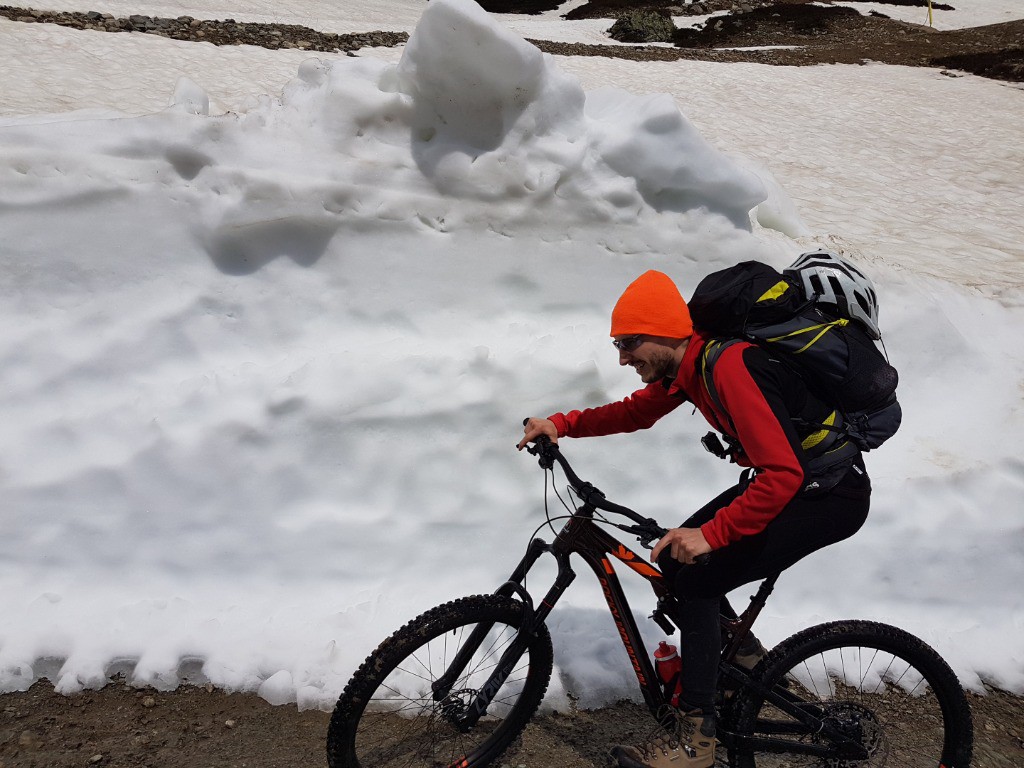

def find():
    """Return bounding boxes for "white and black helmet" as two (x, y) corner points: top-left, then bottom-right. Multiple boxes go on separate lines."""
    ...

(785, 250), (881, 339)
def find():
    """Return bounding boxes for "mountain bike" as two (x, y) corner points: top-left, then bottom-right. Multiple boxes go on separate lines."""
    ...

(326, 437), (973, 767)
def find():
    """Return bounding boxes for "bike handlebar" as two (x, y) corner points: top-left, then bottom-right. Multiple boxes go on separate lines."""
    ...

(526, 436), (669, 545)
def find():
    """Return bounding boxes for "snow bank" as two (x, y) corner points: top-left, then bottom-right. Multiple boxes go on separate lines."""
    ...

(0, 0), (1021, 708)
(0, 0), (780, 703)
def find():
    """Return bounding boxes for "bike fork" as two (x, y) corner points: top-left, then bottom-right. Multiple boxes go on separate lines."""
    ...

(430, 537), (574, 731)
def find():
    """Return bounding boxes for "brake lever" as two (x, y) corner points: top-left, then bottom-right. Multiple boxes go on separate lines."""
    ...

(621, 520), (668, 551)
(524, 433), (556, 469)
(637, 532), (659, 551)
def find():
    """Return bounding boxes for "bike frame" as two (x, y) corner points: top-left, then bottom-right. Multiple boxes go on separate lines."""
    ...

(428, 442), (868, 759)
(494, 508), (781, 715)
(499, 506), (674, 714)
(428, 506), (667, 728)
(431, 493), (773, 727)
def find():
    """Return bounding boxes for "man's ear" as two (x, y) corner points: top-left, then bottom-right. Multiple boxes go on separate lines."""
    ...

(656, 336), (689, 351)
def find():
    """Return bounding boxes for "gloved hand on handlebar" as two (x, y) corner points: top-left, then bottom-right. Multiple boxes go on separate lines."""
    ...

(517, 417), (558, 451)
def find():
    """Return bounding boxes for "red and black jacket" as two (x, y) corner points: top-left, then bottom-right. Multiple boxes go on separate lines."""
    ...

(547, 331), (845, 550)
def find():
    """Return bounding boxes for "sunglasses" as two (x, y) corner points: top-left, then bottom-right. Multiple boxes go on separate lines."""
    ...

(612, 335), (645, 352)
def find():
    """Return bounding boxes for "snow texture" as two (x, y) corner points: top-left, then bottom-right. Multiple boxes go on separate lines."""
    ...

(0, 0), (1022, 709)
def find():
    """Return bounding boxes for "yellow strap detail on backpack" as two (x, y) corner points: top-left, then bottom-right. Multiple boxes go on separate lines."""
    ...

(802, 410), (838, 450)
(756, 281), (791, 304)
(700, 339), (720, 391)
(767, 319), (848, 354)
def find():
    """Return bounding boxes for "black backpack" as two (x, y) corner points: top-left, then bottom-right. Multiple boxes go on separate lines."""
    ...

(688, 260), (901, 458)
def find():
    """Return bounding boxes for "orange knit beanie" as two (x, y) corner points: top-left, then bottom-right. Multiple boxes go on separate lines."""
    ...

(610, 270), (693, 339)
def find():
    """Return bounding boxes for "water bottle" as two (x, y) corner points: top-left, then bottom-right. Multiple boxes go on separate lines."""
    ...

(653, 641), (683, 707)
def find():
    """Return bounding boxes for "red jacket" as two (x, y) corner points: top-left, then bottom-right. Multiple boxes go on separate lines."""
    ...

(548, 331), (811, 549)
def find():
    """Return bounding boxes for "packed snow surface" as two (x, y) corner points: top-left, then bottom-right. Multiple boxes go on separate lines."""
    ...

(1, 0), (1023, 708)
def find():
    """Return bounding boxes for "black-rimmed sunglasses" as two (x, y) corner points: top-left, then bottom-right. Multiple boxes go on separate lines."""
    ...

(612, 335), (645, 352)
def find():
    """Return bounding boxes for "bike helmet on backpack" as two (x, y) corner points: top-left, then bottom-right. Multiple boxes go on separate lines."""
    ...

(784, 249), (881, 340)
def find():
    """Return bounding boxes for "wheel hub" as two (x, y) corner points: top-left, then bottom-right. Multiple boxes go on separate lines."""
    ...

(437, 688), (479, 724)
(821, 701), (888, 766)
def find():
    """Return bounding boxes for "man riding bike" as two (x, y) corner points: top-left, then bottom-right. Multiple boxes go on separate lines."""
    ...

(517, 269), (872, 768)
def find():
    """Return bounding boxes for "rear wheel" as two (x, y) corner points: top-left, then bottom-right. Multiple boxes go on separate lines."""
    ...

(327, 594), (554, 768)
(729, 620), (973, 768)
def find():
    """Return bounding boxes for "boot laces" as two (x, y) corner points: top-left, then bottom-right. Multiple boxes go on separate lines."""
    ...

(637, 708), (698, 758)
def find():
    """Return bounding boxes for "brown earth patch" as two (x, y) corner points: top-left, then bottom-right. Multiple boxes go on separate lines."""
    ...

(1, 679), (1022, 767)
(2, 1), (1023, 82)
(534, 2), (1024, 83)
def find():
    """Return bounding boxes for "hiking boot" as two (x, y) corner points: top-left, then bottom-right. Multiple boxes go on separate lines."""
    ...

(611, 710), (716, 768)
(720, 638), (767, 702)
(733, 638), (766, 671)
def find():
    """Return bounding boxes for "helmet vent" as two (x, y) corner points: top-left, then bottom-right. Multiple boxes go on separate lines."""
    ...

(784, 249), (882, 340)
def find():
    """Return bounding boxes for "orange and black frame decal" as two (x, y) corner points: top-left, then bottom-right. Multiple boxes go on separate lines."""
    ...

(610, 544), (662, 579)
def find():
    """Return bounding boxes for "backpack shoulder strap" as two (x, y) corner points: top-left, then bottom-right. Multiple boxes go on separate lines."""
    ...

(699, 338), (744, 435)
(700, 336), (860, 473)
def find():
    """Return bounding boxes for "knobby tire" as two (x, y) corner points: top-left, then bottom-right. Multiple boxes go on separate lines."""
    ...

(729, 619), (973, 768)
(327, 594), (554, 768)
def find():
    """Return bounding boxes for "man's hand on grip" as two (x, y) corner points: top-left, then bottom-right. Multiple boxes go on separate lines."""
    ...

(517, 417), (558, 451)
(651, 526), (712, 565)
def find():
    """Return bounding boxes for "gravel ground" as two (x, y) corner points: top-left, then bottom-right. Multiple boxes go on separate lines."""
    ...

(1, 680), (1021, 766)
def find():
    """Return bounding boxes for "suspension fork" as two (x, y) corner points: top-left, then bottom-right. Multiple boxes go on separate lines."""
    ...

(430, 536), (576, 730)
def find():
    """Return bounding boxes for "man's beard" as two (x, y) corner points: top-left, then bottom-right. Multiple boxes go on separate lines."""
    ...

(638, 348), (677, 383)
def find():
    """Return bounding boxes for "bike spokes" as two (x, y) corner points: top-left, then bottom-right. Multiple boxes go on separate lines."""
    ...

(745, 645), (959, 766)
(352, 618), (535, 767)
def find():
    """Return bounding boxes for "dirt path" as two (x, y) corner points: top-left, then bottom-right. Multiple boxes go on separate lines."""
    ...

(2, 680), (1022, 767)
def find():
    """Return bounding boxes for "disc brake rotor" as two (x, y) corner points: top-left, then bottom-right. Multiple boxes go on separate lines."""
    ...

(437, 688), (479, 724)
(820, 701), (888, 767)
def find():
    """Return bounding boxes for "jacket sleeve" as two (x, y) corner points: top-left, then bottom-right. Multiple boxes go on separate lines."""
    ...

(700, 345), (811, 549)
(549, 381), (684, 438)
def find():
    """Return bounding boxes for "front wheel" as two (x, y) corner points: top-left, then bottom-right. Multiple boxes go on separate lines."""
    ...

(729, 620), (973, 768)
(327, 594), (554, 768)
